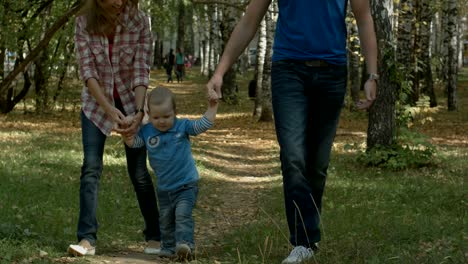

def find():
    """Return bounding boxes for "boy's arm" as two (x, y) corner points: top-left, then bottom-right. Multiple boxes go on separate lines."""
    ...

(122, 134), (135, 147)
(120, 129), (145, 148)
(186, 93), (219, 136)
(187, 103), (217, 136)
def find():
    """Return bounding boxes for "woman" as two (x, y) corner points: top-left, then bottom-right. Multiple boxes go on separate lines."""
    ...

(67, 0), (160, 256)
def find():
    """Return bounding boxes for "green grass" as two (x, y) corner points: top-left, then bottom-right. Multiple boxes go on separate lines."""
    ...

(214, 149), (466, 263)
(0, 67), (467, 263)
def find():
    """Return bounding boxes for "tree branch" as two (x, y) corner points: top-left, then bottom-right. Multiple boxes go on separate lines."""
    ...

(0, 0), (83, 96)
(190, 0), (249, 11)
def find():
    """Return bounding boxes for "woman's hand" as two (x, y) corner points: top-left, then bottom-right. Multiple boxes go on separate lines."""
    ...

(108, 107), (127, 129)
(114, 112), (144, 137)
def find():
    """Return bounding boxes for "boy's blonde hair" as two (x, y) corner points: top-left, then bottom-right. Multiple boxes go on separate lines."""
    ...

(147, 87), (177, 112)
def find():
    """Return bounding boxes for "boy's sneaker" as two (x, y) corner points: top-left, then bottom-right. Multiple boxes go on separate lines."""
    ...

(281, 246), (314, 264)
(67, 239), (96, 256)
(144, 240), (161, 254)
(175, 243), (192, 260)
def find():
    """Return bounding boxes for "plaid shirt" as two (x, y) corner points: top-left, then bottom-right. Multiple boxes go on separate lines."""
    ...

(75, 7), (153, 135)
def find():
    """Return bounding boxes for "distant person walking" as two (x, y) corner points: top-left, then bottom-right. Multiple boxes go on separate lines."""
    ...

(165, 49), (175, 83)
(175, 47), (185, 83)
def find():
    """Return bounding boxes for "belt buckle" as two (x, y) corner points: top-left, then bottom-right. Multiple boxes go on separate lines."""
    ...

(305, 60), (327, 67)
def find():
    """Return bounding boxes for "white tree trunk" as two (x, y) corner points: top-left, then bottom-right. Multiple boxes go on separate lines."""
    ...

(253, 18), (266, 117)
(445, 0), (458, 111)
(367, 0), (398, 149)
(259, 2), (276, 122)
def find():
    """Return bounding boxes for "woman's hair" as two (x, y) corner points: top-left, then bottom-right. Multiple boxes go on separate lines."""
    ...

(79, 0), (139, 35)
(147, 87), (177, 113)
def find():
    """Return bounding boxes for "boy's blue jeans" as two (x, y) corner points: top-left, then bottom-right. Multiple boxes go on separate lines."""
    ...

(78, 111), (161, 245)
(271, 60), (347, 248)
(158, 183), (198, 252)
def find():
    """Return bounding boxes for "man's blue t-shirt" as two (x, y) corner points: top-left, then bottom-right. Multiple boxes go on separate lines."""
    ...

(133, 116), (213, 191)
(272, 0), (348, 65)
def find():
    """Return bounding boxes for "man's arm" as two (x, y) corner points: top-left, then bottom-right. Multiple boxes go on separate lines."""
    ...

(351, 0), (378, 109)
(207, 0), (272, 98)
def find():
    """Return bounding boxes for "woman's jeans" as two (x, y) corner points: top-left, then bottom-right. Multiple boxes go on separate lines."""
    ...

(158, 183), (198, 252)
(271, 60), (347, 248)
(77, 111), (160, 245)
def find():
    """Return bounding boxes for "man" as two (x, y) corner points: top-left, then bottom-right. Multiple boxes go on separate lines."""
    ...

(207, 0), (378, 263)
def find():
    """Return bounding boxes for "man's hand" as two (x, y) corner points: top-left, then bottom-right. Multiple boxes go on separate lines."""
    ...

(356, 79), (377, 110)
(207, 74), (223, 100)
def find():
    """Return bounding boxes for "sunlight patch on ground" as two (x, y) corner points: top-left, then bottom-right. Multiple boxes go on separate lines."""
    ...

(199, 134), (277, 148)
(336, 129), (367, 138)
(0, 120), (80, 134)
(438, 147), (468, 158)
(203, 171), (282, 184)
(431, 137), (468, 147)
(199, 154), (279, 173)
(0, 131), (32, 143)
(194, 147), (278, 161)
(180, 112), (255, 121)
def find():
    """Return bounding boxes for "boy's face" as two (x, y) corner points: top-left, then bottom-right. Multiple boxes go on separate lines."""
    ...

(148, 100), (175, 132)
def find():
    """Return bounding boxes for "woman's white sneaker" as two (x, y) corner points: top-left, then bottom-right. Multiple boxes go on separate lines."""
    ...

(144, 240), (161, 254)
(67, 239), (95, 256)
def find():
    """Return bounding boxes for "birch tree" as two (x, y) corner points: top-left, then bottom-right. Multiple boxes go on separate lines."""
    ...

(416, 0), (436, 107)
(396, 0), (414, 103)
(258, 2), (275, 122)
(445, 0), (458, 111)
(367, 0), (398, 149)
(253, 18), (266, 117)
(219, 4), (239, 104)
(347, 8), (361, 106)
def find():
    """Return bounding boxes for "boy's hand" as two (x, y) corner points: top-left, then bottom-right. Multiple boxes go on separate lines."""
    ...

(208, 89), (219, 107)
(208, 89), (219, 101)
(113, 113), (141, 137)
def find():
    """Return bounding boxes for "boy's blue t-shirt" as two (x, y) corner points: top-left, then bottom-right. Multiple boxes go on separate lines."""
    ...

(134, 116), (213, 191)
(272, 0), (348, 65)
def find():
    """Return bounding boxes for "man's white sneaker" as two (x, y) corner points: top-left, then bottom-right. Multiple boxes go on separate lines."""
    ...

(281, 246), (314, 264)
(157, 248), (175, 258)
(67, 239), (96, 256)
(144, 240), (161, 254)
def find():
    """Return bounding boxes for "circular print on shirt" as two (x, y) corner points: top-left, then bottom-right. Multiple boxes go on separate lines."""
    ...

(148, 136), (160, 148)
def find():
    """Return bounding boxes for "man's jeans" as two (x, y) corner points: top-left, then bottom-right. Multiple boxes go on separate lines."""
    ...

(271, 60), (347, 248)
(78, 111), (161, 245)
(158, 183), (198, 253)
